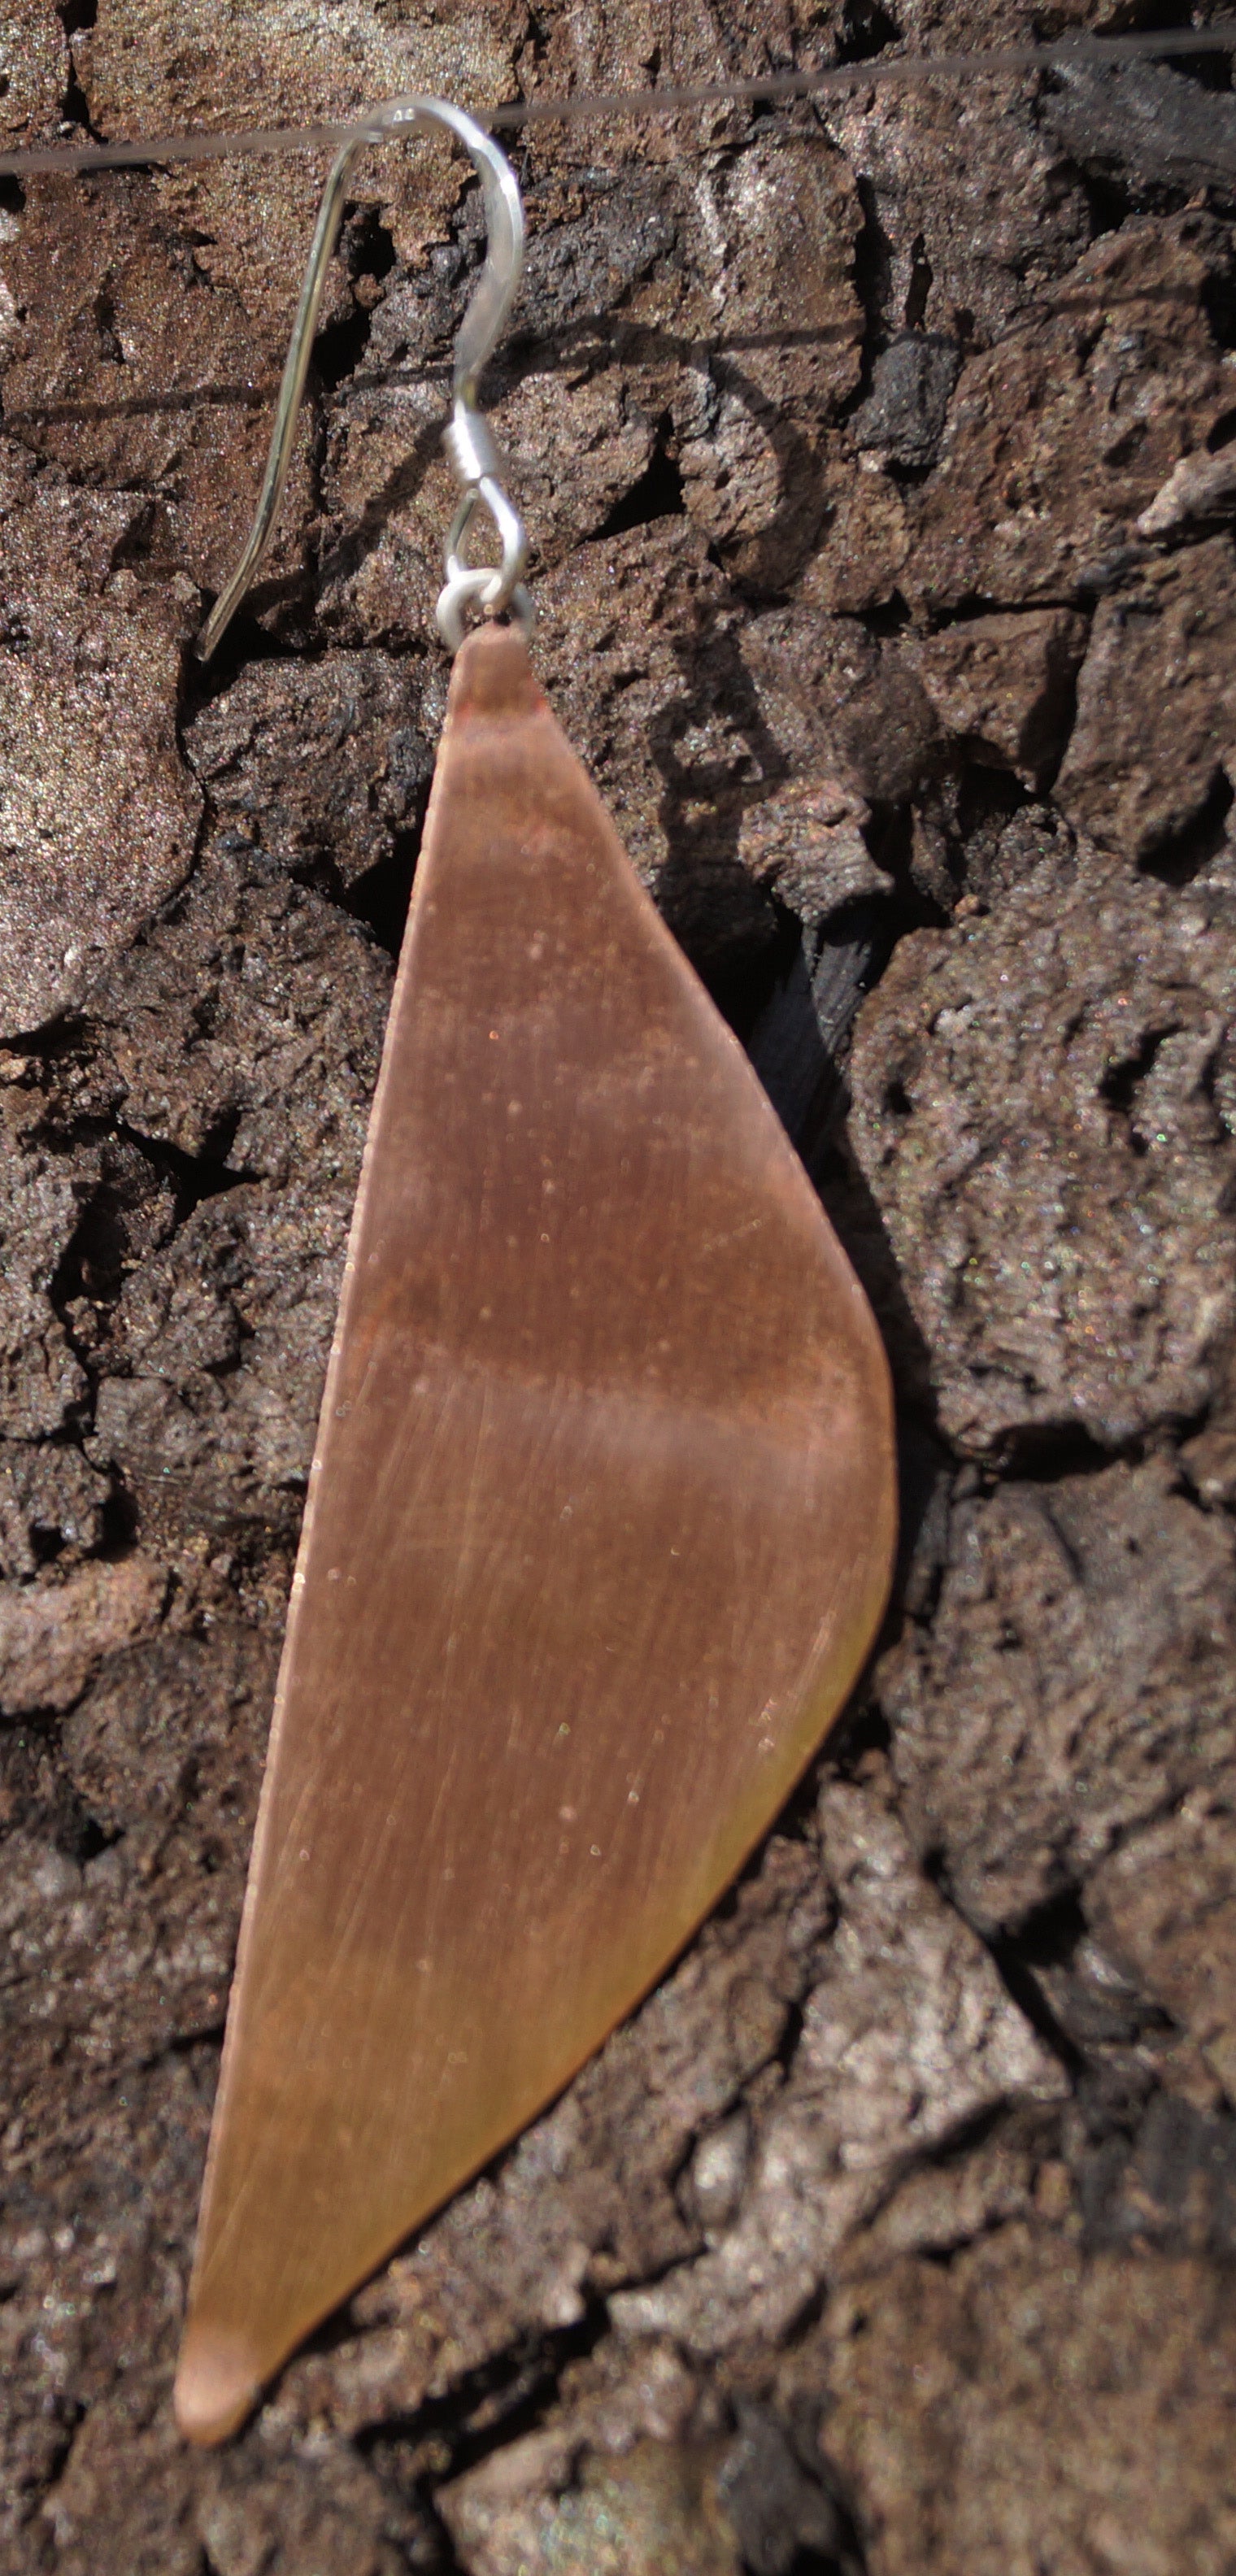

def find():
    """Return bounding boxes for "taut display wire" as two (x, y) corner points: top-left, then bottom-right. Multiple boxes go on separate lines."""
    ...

(0, 21), (1231, 181)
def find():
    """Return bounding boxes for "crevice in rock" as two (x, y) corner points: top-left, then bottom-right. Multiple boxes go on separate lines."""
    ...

(1171, 33), (1234, 96)
(46, 1202), (127, 1337)
(337, 821), (426, 959)
(1, 1705), (114, 1860)
(1099, 1021), (1179, 1134)
(311, 206), (398, 397)
(59, 58), (95, 136)
(72, 1809), (120, 1862)
(842, 176), (895, 396)
(1201, 255), (1236, 348)
(994, 1418), (1144, 1482)
(179, 601), (298, 707)
(595, 416), (685, 536)
(1073, 159), (1134, 242)
(826, 1695), (893, 1782)
(915, 592), (1088, 632)
(834, 0), (899, 65)
(902, 233), (932, 333)
(853, 591), (912, 639)
(1138, 762), (1234, 883)
(1206, 406), (1236, 453)
(357, 2298), (612, 2504)
(155, 2013), (229, 2060)
(985, 1895), (1089, 2081)
(1077, 2090), (1236, 2256)
(54, 3), (99, 137)
(112, 1118), (255, 1225)
(772, 1996), (808, 2082)
(720, 2394), (871, 2576)
(95, 1473), (138, 1557)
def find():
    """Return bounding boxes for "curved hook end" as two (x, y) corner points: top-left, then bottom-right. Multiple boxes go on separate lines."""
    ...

(198, 95), (528, 664)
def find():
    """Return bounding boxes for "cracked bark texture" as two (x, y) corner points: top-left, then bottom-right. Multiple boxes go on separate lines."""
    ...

(2, 2), (1235, 2570)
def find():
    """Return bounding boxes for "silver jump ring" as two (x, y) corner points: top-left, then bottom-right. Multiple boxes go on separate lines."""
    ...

(437, 474), (530, 642)
(437, 568), (533, 655)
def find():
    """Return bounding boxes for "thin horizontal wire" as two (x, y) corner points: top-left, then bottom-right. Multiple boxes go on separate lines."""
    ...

(491, 25), (1236, 128)
(0, 21), (1232, 180)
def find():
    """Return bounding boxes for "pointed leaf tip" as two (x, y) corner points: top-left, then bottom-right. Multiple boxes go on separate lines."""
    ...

(174, 2322), (262, 2448)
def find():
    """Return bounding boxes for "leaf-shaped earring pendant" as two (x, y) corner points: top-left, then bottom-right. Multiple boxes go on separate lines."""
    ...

(174, 101), (897, 2448)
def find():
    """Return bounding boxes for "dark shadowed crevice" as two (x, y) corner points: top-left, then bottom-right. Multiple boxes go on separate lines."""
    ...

(1202, 258), (1236, 348)
(311, 207), (398, 396)
(59, 54), (96, 134)
(1077, 2091), (1236, 2257)
(1073, 161), (1135, 239)
(596, 419), (685, 535)
(902, 233), (932, 333)
(341, 815), (429, 959)
(1000, 1420), (1141, 1482)
(825, 1695), (893, 1781)
(73, 1809), (120, 1862)
(1099, 1021), (1178, 1130)
(986, 1898), (1089, 2082)
(181, 599), (303, 702)
(835, 0), (899, 66)
(55, 0), (99, 135)
(1161, 21), (1234, 94)
(1138, 763), (1234, 882)
(46, 1188), (133, 1322)
(1206, 405), (1236, 451)
(1, 1704), (120, 1860)
(989, 1957), (1081, 2078)
(721, 2395), (872, 2575)
(845, 176), (895, 385)
(361, 2310), (612, 2471)
(857, 590), (914, 641)
(113, 1119), (256, 1224)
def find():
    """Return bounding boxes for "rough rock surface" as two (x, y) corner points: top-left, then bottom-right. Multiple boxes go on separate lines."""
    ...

(2, 5), (1235, 2574)
(844, 828), (1236, 1453)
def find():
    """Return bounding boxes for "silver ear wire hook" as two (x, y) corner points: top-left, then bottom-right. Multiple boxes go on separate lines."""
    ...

(198, 96), (530, 664)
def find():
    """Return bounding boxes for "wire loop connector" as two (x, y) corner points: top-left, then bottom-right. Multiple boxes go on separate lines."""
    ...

(436, 403), (530, 650)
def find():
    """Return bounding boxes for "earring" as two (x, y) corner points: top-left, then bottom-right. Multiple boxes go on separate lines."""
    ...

(173, 96), (897, 2449)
